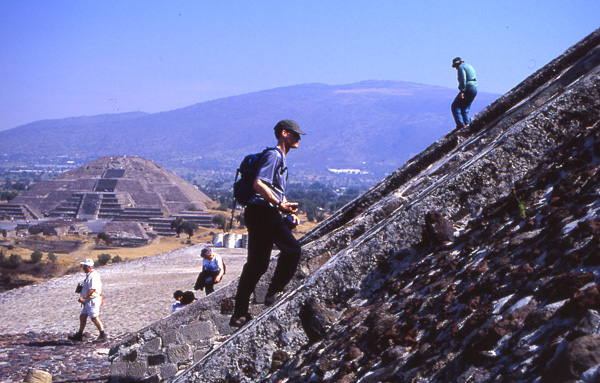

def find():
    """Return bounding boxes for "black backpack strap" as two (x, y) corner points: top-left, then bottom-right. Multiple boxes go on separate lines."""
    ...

(228, 169), (241, 233)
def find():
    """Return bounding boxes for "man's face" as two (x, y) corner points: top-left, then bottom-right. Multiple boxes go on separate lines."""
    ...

(82, 265), (91, 273)
(284, 129), (301, 149)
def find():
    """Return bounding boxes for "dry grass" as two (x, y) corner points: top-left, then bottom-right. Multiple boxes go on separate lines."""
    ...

(1, 212), (324, 289)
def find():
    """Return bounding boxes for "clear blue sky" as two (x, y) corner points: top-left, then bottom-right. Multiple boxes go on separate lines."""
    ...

(1, 1), (598, 131)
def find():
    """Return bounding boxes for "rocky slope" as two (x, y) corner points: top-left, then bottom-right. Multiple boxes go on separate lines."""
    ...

(263, 125), (600, 383)
(104, 28), (600, 383)
(0, 247), (248, 382)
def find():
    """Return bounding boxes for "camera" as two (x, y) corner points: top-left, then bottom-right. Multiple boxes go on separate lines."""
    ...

(284, 214), (298, 230)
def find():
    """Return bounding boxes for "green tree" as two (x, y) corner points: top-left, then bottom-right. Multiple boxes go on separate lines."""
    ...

(47, 252), (57, 262)
(97, 253), (111, 266)
(212, 214), (226, 230)
(181, 221), (198, 238)
(11, 182), (27, 191)
(0, 191), (18, 201)
(112, 255), (123, 263)
(303, 200), (318, 222)
(170, 217), (184, 237)
(30, 250), (43, 264)
(6, 254), (22, 269)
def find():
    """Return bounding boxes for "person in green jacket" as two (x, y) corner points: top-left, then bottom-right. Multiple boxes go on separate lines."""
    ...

(451, 57), (478, 128)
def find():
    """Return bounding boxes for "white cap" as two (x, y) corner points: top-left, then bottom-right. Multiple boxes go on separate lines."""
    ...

(80, 259), (94, 267)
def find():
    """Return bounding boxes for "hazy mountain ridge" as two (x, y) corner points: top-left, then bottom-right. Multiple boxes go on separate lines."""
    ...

(0, 81), (499, 177)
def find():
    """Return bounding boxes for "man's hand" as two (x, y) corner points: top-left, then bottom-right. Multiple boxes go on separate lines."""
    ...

(280, 201), (298, 214)
(289, 213), (300, 225)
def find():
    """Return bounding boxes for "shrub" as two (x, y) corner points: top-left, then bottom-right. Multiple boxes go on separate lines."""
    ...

(181, 221), (198, 238)
(212, 214), (226, 230)
(316, 211), (326, 222)
(112, 255), (122, 263)
(30, 250), (43, 264)
(96, 253), (111, 266)
(6, 254), (22, 269)
(97, 232), (112, 246)
(47, 252), (57, 262)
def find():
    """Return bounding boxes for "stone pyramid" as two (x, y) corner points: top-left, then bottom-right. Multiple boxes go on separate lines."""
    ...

(9, 156), (213, 220)
(109, 28), (600, 383)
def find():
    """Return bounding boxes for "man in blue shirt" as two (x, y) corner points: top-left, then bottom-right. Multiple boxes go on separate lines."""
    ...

(451, 57), (478, 128)
(230, 119), (306, 328)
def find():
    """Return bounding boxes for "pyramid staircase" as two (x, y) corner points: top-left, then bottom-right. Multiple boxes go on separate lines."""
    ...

(0, 203), (40, 221)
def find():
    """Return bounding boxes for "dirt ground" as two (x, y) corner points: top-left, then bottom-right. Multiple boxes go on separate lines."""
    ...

(0, 245), (251, 335)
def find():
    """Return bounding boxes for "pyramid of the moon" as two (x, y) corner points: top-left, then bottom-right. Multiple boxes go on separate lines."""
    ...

(4, 156), (213, 221)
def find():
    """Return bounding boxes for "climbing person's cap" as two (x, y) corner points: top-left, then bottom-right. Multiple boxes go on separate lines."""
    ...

(452, 57), (463, 67)
(274, 119), (306, 135)
(80, 259), (94, 267)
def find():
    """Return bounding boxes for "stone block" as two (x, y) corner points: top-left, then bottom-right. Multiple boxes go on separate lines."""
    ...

(123, 350), (138, 362)
(213, 315), (236, 336)
(127, 360), (149, 380)
(142, 337), (163, 354)
(162, 329), (181, 346)
(167, 344), (192, 364)
(160, 363), (179, 380)
(24, 369), (52, 383)
(141, 329), (158, 341)
(568, 309), (600, 340)
(181, 321), (214, 344)
(110, 359), (128, 379)
(220, 298), (234, 314)
(148, 354), (166, 366)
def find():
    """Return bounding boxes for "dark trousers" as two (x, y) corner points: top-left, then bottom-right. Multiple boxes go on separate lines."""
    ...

(233, 204), (301, 316)
(194, 270), (220, 295)
(451, 88), (477, 127)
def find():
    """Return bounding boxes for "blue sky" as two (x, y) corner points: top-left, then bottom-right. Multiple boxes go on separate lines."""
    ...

(0, 1), (598, 131)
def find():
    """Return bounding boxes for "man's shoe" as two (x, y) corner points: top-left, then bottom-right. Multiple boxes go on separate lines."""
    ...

(229, 314), (252, 328)
(264, 291), (283, 307)
(68, 332), (83, 341)
(96, 332), (107, 341)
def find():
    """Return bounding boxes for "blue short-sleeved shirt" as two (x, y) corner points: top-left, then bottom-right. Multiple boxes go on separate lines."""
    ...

(249, 147), (287, 206)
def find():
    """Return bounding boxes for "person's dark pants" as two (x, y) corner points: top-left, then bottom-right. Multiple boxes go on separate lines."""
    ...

(451, 88), (477, 127)
(194, 270), (220, 295)
(233, 204), (301, 317)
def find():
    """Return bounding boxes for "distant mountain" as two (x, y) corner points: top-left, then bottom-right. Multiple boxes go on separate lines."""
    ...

(0, 81), (499, 177)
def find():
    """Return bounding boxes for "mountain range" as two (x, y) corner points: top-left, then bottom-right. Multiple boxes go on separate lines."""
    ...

(0, 81), (499, 178)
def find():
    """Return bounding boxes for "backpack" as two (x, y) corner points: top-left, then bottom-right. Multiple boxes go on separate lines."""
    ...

(228, 147), (283, 230)
(233, 147), (282, 206)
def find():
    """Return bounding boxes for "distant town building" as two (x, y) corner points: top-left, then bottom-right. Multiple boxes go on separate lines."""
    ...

(327, 168), (368, 175)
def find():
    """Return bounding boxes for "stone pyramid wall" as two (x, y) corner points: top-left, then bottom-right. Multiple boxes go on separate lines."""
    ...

(109, 28), (600, 383)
